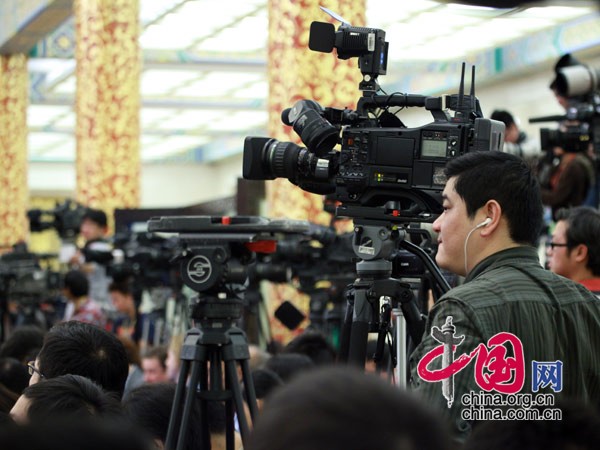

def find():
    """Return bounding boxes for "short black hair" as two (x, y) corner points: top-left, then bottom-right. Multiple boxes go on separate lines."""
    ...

(283, 330), (337, 365)
(0, 325), (45, 363)
(82, 208), (108, 228)
(63, 270), (89, 298)
(23, 374), (122, 422)
(250, 368), (284, 400)
(0, 418), (152, 450)
(123, 383), (203, 450)
(556, 206), (600, 276)
(0, 357), (30, 394)
(264, 353), (315, 383)
(550, 53), (582, 92)
(490, 110), (515, 127)
(247, 366), (452, 450)
(37, 321), (129, 399)
(445, 151), (544, 246)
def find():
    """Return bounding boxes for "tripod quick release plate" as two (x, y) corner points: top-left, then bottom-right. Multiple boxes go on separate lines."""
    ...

(147, 215), (311, 236)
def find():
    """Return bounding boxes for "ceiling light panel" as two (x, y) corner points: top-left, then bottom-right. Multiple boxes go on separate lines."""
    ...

(29, 132), (75, 160)
(141, 135), (208, 160)
(174, 71), (265, 98)
(233, 80), (268, 99)
(141, 69), (201, 95)
(34, 141), (76, 161)
(141, 108), (179, 127)
(52, 75), (76, 95)
(367, 0), (440, 24)
(154, 109), (230, 130)
(210, 110), (267, 131)
(139, 0), (179, 24)
(521, 6), (595, 20)
(28, 105), (72, 127)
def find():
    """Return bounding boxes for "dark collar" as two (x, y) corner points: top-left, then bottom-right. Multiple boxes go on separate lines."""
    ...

(465, 246), (540, 282)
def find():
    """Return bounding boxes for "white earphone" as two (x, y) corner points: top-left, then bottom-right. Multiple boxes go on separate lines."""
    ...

(475, 217), (492, 229)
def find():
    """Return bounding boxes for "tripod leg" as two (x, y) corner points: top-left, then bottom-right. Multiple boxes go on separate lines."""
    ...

(347, 289), (372, 367)
(338, 295), (354, 363)
(224, 359), (251, 441)
(165, 359), (190, 450)
(239, 358), (259, 420)
(176, 359), (203, 450)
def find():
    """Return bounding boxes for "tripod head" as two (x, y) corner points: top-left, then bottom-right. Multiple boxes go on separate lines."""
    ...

(147, 215), (311, 327)
(340, 211), (452, 370)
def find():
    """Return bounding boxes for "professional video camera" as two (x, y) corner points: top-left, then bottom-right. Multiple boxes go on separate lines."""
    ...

(243, 9), (504, 374)
(244, 12), (504, 225)
(27, 199), (87, 241)
(110, 230), (180, 291)
(248, 222), (356, 338)
(530, 59), (600, 157)
(0, 245), (61, 306)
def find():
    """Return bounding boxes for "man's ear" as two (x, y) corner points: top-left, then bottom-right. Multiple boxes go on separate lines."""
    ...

(572, 243), (589, 264)
(479, 200), (502, 236)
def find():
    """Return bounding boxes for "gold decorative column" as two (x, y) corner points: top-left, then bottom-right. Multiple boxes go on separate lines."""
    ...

(0, 54), (29, 250)
(267, 0), (365, 342)
(74, 0), (141, 226)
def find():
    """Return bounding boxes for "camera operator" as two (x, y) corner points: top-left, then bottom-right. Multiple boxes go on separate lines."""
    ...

(539, 140), (595, 220)
(490, 109), (540, 164)
(541, 53), (599, 213)
(408, 151), (600, 442)
(69, 208), (113, 310)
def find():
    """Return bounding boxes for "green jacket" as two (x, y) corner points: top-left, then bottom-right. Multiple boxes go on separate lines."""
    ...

(409, 246), (600, 440)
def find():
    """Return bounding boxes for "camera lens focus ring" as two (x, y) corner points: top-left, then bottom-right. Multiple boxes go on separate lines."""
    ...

(270, 141), (288, 177)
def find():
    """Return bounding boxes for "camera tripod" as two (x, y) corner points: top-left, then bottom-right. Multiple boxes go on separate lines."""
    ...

(165, 293), (258, 450)
(338, 221), (450, 384)
(147, 214), (311, 450)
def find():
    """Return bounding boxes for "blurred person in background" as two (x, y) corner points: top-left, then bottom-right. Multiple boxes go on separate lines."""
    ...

(490, 109), (540, 164)
(69, 208), (113, 309)
(546, 206), (600, 296)
(61, 269), (106, 328)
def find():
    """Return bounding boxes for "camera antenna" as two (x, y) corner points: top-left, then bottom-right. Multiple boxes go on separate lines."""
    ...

(470, 65), (476, 111)
(457, 62), (466, 113)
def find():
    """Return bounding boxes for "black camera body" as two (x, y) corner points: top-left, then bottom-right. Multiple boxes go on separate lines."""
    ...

(27, 199), (87, 241)
(243, 20), (504, 224)
(0, 247), (61, 305)
(333, 114), (502, 215)
(532, 59), (600, 158)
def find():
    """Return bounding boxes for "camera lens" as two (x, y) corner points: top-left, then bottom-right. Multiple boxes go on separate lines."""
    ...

(291, 108), (339, 156)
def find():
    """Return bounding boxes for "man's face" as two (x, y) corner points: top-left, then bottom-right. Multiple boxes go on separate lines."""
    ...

(432, 177), (478, 276)
(505, 123), (519, 144)
(80, 218), (106, 241)
(142, 357), (169, 384)
(547, 220), (575, 278)
(9, 395), (31, 425)
(110, 290), (131, 314)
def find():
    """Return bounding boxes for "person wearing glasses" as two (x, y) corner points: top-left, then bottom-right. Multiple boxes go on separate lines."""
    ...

(10, 374), (121, 425)
(546, 206), (600, 297)
(29, 321), (129, 400)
